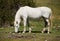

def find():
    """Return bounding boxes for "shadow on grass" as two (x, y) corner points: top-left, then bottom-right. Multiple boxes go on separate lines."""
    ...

(15, 31), (41, 33)
(12, 30), (51, 33)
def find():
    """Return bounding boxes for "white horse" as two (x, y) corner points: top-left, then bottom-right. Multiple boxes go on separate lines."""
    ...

(14, 6), (52, 34)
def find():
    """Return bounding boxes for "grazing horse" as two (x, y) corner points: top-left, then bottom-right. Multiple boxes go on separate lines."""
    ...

(14, 6), (52, 34)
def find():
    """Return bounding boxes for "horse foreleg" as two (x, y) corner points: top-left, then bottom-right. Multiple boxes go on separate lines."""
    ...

(29, 27), (32, 33)
(23, 17), (27, 33)
(27, 18), (32, 33)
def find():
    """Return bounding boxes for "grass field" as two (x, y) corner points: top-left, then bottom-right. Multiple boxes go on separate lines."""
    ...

(0, 20), (60, 41)
(0, 27), (60, 41)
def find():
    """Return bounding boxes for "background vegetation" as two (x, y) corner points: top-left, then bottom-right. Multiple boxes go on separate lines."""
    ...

(0, 0), (60, 28)
(0, 0), (35, 27)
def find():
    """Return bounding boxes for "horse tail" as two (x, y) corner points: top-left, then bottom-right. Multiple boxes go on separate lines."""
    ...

(49, 11), (53, 31)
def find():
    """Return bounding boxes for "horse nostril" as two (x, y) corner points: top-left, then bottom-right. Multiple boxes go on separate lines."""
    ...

(16, 21), (18, 24)
(16, 26), (18, 27)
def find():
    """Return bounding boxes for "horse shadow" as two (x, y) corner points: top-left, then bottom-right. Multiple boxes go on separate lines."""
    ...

(17, 30), (49, 33)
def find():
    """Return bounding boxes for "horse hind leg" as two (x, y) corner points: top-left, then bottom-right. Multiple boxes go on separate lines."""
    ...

(42, 17), (47, 33)
(46, 18), (50, 34)
(42, 18), (50, 34)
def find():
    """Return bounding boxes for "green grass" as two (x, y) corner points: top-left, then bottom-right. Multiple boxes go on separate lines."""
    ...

(0, 20), (60, 41)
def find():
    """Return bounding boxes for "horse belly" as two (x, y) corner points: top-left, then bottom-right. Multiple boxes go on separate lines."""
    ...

(28, 10), (42, 18)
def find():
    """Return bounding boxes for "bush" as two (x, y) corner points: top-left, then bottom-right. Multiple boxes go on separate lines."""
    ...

(0, 0), (35, 27)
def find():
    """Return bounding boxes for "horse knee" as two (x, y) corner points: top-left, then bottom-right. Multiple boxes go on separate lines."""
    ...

(46, 19), (50, 26)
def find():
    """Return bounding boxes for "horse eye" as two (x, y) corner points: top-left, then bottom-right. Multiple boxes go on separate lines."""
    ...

(16, 21), (18, 24)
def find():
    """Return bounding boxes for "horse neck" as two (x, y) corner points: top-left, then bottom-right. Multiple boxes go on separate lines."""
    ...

(15, 13), (20, 20)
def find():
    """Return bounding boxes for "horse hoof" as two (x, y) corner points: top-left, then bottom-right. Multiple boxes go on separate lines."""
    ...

(9, 32), (12, 34)
(29, 31), (31, 33)
(12, 33), (15, 34)
(18, 33), (21, 34)
(22, 32), (25, 34)
(48, 32), (50, 34)
(42, 31), (44, 33)
(29, 32), (31, 33)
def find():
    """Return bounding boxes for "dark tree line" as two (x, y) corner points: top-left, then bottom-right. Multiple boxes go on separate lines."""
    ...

(0, 0), (35, 27)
